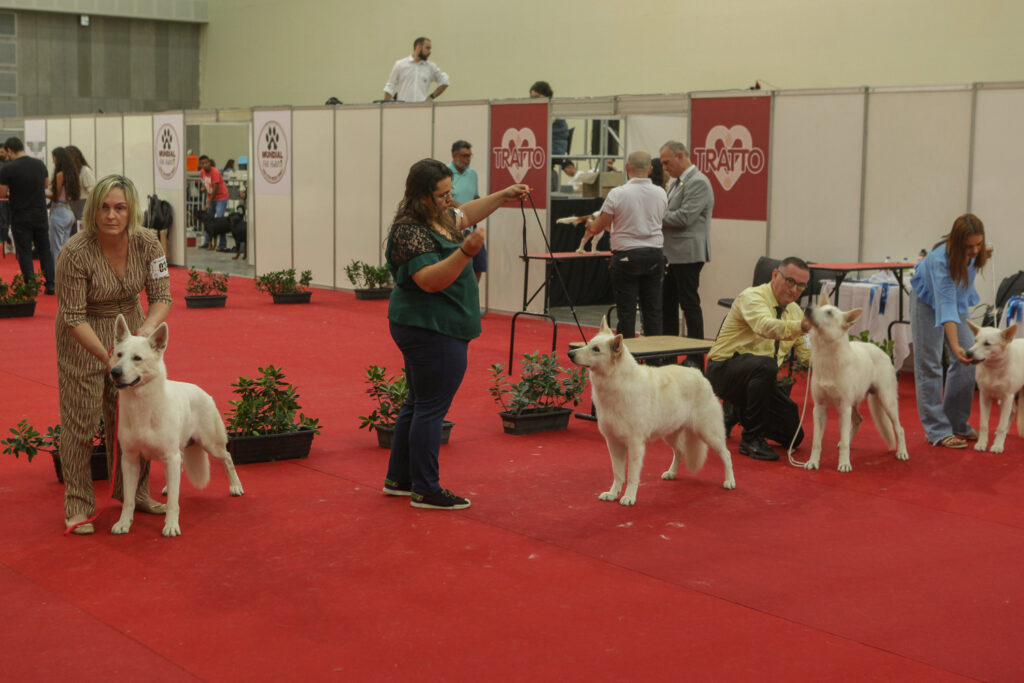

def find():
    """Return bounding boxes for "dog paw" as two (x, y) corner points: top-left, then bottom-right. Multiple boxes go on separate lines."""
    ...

(618, 495), (635, 506)
(804, 461), (819, 470)
(661, 470), (677, 480)
(896, 450), (909, 461)
(162, 523), (182, 537)
(990, 445), (1004, 454)
(722, 478), (736, 490)
(110, 520), (132, 534)
(230, 485), (244, 496)
(837, 463), (852, 473)
(598, 491), (618, 502)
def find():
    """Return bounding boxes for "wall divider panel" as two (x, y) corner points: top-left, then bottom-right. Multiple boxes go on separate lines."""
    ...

(123, 115), (155, 200)
(291, 108), (336, 288)
(379, 104), (433, 252)
(44, 118), (70, 172)
(334, 106), (382, 281)
(769, 90), (865, 262)
(624, 114), (688, 156)
(862, 87), (973, 264)
(69, 117), (96, 176)
(970, 84), (1024, 298)
(252, 109), (293, 275)
(94, 115), (125, 179)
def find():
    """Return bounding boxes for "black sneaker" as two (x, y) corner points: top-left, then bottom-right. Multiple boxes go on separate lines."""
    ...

(739, 435), (779, 461)
(382, 477), (411, 496)
(410, 488), (471, 510)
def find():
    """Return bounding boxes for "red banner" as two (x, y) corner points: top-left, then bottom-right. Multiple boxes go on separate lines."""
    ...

(690, 96), (771, 221)
(489, 102), (548, 209)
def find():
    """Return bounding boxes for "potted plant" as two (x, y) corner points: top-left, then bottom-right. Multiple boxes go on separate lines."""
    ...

(2, 419), (108, 482)
(254, 268), (313, 304)
(184, 266), (230, 308)
(489, 352), (588, 435)
(345, 260), (393, 300)
(776, 352), (809, 397)
(358, 365), (453, 448)
(0, 273), (43, 318)
(225, 364), (321, 464)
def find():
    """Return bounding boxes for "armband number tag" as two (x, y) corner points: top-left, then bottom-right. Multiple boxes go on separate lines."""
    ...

(150, 255), (169, 279)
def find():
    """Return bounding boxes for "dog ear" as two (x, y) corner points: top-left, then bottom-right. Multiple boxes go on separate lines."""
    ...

(149, 323), (169, 352)
(967, 320), (981, 336)
(610, 334), (624, 357)
(1003, 324), (1017, 342)
(842, 308), (863, 328)
(599, 316), (611, 334)
(114, 314), (131, 342)
(818, 291), (830, 307)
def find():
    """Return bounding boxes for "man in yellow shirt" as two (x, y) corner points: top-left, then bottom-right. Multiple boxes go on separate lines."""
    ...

(706, 257), (812, 461)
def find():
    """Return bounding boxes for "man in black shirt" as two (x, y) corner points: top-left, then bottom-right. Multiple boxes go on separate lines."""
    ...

(0, 137), (54, 294)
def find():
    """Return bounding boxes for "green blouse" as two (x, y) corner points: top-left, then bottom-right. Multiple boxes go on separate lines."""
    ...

(385, 219), (480, 341)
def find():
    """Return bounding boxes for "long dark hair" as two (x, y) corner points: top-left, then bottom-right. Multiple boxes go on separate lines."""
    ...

(393, 158), (459, 240)
(937, 213), (987, 287)
(66, 144), (91, 170)
(51, 147), (81, 202)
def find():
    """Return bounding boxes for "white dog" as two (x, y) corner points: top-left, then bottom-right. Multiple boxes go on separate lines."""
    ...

(966, 322), (1024, 453)
(556, 212), (601, 253)
(109, 314), (243, 537)
(804, 294), (909, 472)
(568, 318), (736, 505)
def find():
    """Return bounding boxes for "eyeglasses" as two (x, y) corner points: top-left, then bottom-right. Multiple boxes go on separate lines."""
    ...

(780, 274), (808, 291)
(434, 190), (453, 201)
(454, 152), (472, 159)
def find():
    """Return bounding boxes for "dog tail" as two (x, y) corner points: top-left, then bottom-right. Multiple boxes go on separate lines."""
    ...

(867, 392), (896, 450)
(183, 443), (211, 490)
(679, 431), (708, 474)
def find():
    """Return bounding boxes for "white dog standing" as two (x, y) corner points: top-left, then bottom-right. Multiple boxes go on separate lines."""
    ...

(109, 314), (243, 537)
(966, 322), (1024, 453)
(568, 318), (735, 505)
(804, 294), (909, 472)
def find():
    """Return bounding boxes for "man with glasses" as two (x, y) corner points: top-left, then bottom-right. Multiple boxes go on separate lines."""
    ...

(447, 140), (485, 284)
(705, 257), (813, 461)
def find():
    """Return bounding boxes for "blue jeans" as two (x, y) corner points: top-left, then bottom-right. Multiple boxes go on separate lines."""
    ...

(610, 248), (664, 338)
(386, 321), (468, 494)
(49, 204), (76, 257)
(206, 200), (227, 248)
(909, 290), (976, 443)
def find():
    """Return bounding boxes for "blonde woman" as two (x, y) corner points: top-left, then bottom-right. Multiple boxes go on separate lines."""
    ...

(55, 175), (172, 534)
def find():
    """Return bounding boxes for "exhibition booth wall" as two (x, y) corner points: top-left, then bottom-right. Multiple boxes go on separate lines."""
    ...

(13, 82), (1023, 332)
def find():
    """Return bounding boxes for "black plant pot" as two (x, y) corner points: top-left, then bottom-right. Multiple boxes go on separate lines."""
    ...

(0, 301), (36, 318)
(271, 291), (312, 304)
(51, 445), (109, 483)
(498, 407), (573, 435)
(184, 294), (227, 308)
(228, 428), (316, 464)
(374, 421), (453, 449)
(354, 287), (392, 301)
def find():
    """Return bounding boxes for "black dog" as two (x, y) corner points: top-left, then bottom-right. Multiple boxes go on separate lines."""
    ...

(194, 209), (247, 259)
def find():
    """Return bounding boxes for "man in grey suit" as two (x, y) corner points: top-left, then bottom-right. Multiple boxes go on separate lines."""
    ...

(659, 140), (714, 342)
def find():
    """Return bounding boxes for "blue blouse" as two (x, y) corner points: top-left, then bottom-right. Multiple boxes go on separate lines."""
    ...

(910, 244), (980, 326)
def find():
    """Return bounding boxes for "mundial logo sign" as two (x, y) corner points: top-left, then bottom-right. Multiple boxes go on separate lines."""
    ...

(257, 121), (288, 184)
(155, 124), (179, 181)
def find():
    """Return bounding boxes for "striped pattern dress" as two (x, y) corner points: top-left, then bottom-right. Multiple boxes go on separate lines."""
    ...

(55, 228), (172, 520)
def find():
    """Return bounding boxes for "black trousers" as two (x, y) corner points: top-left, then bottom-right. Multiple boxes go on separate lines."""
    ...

(610, 248), (664, 339)
(11, 220), (55, 292)
(706, 353), (803, 447)
(663, 261), (705, 339)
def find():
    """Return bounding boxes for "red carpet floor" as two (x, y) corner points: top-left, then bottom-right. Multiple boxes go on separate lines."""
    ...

(1, 255), (1022, 681)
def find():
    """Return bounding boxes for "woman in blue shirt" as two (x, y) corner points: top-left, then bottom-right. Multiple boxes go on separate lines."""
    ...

(909, 213), (989, 448)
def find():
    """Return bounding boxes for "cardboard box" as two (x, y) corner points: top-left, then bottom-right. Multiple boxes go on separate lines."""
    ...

(581, 170), (625, 198)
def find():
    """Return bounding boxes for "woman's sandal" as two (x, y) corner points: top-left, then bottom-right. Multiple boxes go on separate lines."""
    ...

(65, 519), (95, 535)
(956, 428), (979, 442)
(935, 435), (968, 449)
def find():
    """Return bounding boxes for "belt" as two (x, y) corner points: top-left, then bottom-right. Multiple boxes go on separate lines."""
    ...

(85, 300), (139, 318)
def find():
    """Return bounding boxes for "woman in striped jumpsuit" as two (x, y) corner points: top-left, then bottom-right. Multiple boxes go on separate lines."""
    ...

(55, 175), (172, 534)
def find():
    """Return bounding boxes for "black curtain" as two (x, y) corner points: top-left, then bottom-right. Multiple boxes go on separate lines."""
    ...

(545, 197), (613, 307)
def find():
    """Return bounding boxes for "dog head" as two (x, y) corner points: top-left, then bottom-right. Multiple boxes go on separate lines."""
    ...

(568, 316), (626, 373)
(109, 314), (170, 389)
(966, 321), (1017, 364)
(805, 291), (863, 342)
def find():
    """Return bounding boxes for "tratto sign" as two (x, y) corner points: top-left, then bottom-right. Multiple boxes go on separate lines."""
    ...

(155, 123), (179, 181)
(489, 102), (548, 209)
(257, 120), (288, 185)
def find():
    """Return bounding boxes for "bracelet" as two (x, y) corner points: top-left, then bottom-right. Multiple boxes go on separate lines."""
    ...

(459, 245), (472, 258)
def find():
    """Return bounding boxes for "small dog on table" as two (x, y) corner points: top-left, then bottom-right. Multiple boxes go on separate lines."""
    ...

(556, 211), (602, 253)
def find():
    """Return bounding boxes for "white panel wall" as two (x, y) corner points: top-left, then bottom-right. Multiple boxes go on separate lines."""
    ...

(625, 115), (688, 156)
(94, 116), (124, 178)
(379, 105), (433, 241)
(487, 207), (548, 315)
(862, 89), (973, 264)
(335, 107), (382, 280)
(970, 86), (1024, 302)
(432, 103), (490, 303)
(69, 118), (96, 174)
(45, 118), (71, 173)
(701, 220), (769, 337)
(291, 109), (335, 288)
(252, 110), (293, 275)
(123, 115), (154, 199)
(770, 91), (865, 261)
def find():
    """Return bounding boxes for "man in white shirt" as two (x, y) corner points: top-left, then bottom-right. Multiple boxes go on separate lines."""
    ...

(585, 150), (667, 338)
(384, 37), (450, 102)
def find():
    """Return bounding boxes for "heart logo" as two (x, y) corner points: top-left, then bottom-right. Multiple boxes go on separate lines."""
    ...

(704, 125), (754, 191)
(500, 127), (538, 183)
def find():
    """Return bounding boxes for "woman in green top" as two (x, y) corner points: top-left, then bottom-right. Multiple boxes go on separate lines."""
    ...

(383, 158), (529, 510)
